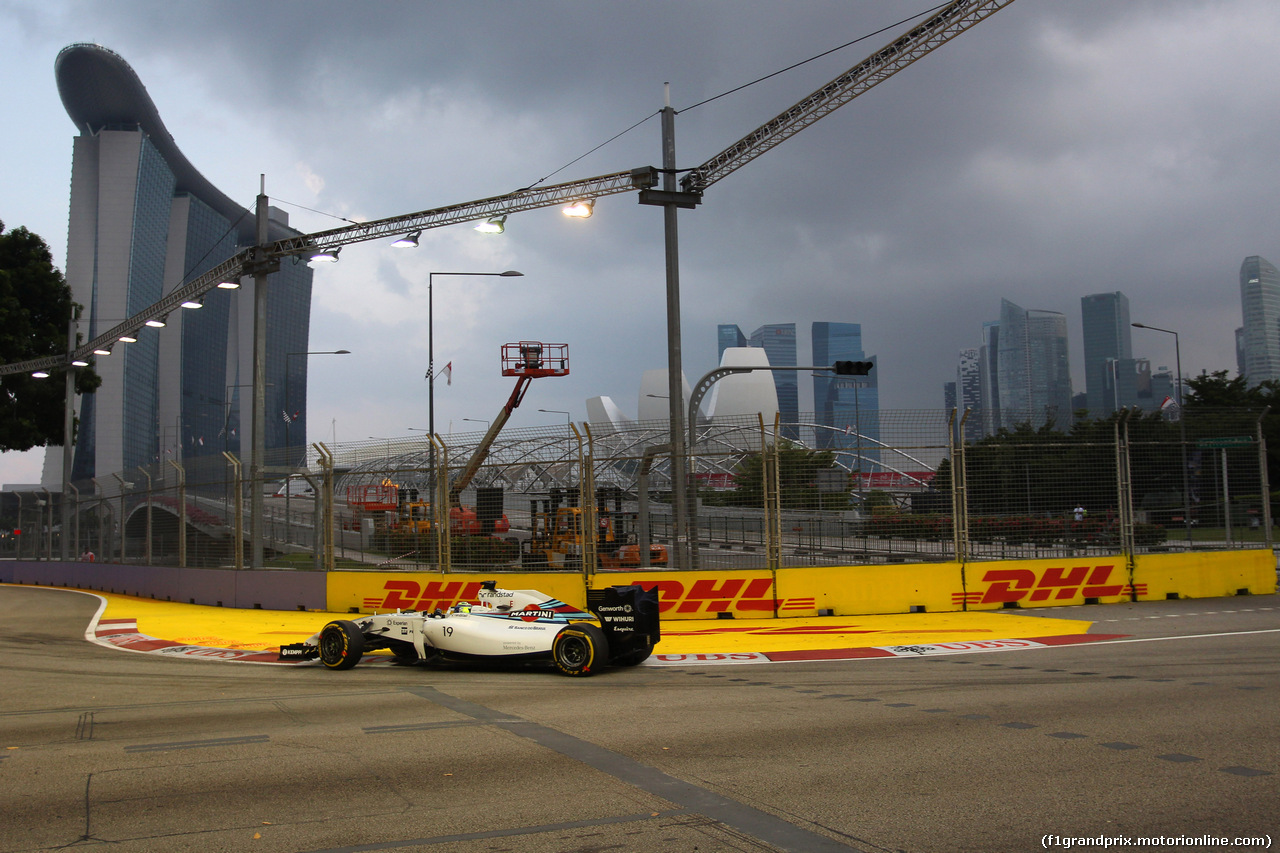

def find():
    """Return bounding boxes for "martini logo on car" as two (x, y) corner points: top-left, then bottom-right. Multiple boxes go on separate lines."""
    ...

(516, 605), (559, 622)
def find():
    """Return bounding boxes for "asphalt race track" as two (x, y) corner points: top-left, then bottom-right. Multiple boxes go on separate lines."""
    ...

(1, 584), (1277, 853)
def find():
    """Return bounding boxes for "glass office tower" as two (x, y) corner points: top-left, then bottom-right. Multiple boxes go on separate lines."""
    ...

(1081, 291), (1131, 416)
(812, 322), (880, 466)
(1240, 256), (1280, 385)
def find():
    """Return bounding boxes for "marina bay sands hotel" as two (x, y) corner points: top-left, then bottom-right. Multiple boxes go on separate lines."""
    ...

(46, 43), (314, 484)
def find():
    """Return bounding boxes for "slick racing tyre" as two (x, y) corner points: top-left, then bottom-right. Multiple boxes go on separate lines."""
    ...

(318, 620), (365, 670)
(552, 623), (608, 677)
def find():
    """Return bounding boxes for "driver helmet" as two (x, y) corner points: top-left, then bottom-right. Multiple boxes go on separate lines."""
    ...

(453, 602), (472, 614)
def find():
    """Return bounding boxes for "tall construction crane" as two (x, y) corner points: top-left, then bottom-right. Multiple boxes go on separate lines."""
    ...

(3, 0), (1015, 375)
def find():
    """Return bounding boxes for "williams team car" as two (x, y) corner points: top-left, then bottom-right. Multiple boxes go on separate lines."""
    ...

(279, 582), (659, 676)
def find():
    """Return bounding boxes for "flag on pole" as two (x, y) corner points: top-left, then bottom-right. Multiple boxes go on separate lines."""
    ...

(442, 361), (452, 386)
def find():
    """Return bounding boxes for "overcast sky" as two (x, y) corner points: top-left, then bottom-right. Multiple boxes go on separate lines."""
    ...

(1, 0), (1274, 485)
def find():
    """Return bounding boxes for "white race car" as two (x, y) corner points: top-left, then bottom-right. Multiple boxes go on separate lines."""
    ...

(279, 582), (659, 676)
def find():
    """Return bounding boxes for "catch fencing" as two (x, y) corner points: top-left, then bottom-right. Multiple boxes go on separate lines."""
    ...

(6, 408), (1271, 571)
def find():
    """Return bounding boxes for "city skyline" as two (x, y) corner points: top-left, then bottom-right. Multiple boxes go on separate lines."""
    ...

(0, 2), (1270, 485)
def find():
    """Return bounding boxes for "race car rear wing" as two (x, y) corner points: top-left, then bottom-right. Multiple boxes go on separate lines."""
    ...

(587, 584), (660, 658)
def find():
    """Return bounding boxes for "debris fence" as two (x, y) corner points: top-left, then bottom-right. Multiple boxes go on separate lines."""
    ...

(8, 408), (1271, 571)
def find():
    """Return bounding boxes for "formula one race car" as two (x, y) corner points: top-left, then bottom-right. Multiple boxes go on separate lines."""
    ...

(279, 582), (659, 677)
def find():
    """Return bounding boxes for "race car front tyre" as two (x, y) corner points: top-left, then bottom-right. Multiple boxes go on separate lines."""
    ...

(552, 623), (608, 677)
(318, 620), (365, 670)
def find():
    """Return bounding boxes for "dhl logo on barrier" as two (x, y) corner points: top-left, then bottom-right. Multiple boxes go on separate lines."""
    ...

(626, 577), (813, 615)
(363, 580), (486, 613)
(954, 564), (1144, 606)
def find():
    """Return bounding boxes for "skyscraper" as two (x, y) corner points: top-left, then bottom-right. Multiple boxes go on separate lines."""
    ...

(996, 299), (1030, 420)
(748, 323), (798, 437)
(1080, 291), (1132, 416)
(1026, 309), (1073, 428)
(986, 299), (1074, 431)
(955, 346), (982, 442)
(811, 322), (879, 463)
(717, 324), (746, 363)
(51, 43), (313, 483)
(1239, 255), (1280, 385)
(979, 321), (1000, 435)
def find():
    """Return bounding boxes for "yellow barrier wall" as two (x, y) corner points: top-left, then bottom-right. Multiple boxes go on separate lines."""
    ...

(776, 563), (962, 616)
(958, 557), (1134, 611)
(325, 549), (1274, 618)
(326, 571), (589, 614)
(1132, 549), (1275, 600)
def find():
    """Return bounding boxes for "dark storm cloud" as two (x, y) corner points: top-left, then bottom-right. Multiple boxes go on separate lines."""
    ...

(3, 0), (1276, 450)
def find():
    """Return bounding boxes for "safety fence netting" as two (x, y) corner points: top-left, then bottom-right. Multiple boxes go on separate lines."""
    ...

(7, 408), (1270, 570)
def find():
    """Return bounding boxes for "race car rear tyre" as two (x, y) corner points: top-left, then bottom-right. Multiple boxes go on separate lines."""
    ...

(318, 620), (364, 670)
(613, 642), (655, 667)
(552, 623), (608, 677)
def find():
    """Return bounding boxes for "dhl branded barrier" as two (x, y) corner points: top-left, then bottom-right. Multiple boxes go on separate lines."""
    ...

(1132, 549), (1274, 601)
(955, 558), (1135, 610)
(327, 572), (591, 615)
(775, 563), (961, 616)
(324, 550), (1276, 619)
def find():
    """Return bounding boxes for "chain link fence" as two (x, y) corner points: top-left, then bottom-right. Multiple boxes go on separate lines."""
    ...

(5, 408), (1271, 570)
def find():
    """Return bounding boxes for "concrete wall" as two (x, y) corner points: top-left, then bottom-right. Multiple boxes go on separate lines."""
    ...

(3, 550), (1273, 618)
(0, 561), (326, 612)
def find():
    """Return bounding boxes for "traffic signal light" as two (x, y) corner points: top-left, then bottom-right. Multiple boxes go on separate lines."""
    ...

(832, 361), (873, 375)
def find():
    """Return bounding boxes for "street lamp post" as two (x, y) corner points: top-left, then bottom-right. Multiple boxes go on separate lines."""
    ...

(538, 409), (571, 426)
(1132, 322), (1191, 541)
(283, 350), (349, 548)
(284, 350), (350, 466)
(426, 271), (522, 497)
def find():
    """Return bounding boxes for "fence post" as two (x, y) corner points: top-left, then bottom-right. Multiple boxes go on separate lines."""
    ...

(168, 460), (186, 568)
(761, 413), (782, 573)
(576, 422), (598, 577)
(1256, 409), (1272, 548)
(43, 488), (53, 562)
(111, 474), (130, 564)
(432, 434), (450, 572)
(950, 408), (972, 567)
(69, 482), (79, 558)
(313, 443), (334, 572)
(222, 452), (244, 570)
(1114, 410), (1137, 596)
(137, 467), (152, 566)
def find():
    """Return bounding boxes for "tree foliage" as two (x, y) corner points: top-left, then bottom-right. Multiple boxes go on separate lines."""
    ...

(0, 221), (100, 452)
(707, 442), (850, 510)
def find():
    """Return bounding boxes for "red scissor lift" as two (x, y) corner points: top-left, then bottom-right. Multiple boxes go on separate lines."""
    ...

(448, 342), (569, 504)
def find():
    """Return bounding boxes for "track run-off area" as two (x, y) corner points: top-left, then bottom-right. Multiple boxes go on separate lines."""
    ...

(1, 582), (1276, 852)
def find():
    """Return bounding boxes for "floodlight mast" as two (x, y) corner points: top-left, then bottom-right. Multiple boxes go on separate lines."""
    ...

(0, 0), (1015, 377)
(682, 0), (1018, 193)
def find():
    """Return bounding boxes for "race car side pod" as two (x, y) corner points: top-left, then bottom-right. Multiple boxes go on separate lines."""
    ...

(586, 584), (661, 667)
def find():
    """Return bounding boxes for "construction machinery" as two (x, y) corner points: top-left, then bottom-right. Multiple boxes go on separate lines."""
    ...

(344, 480), (510, 536)
(522, 487), (668, 570)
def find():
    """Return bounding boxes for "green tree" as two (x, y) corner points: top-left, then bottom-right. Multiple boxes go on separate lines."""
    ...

(718, 441), (848, 510)
(0, 221), (100, 451)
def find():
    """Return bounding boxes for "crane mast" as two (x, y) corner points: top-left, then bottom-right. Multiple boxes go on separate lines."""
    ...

(1, 0), (1017, 377)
